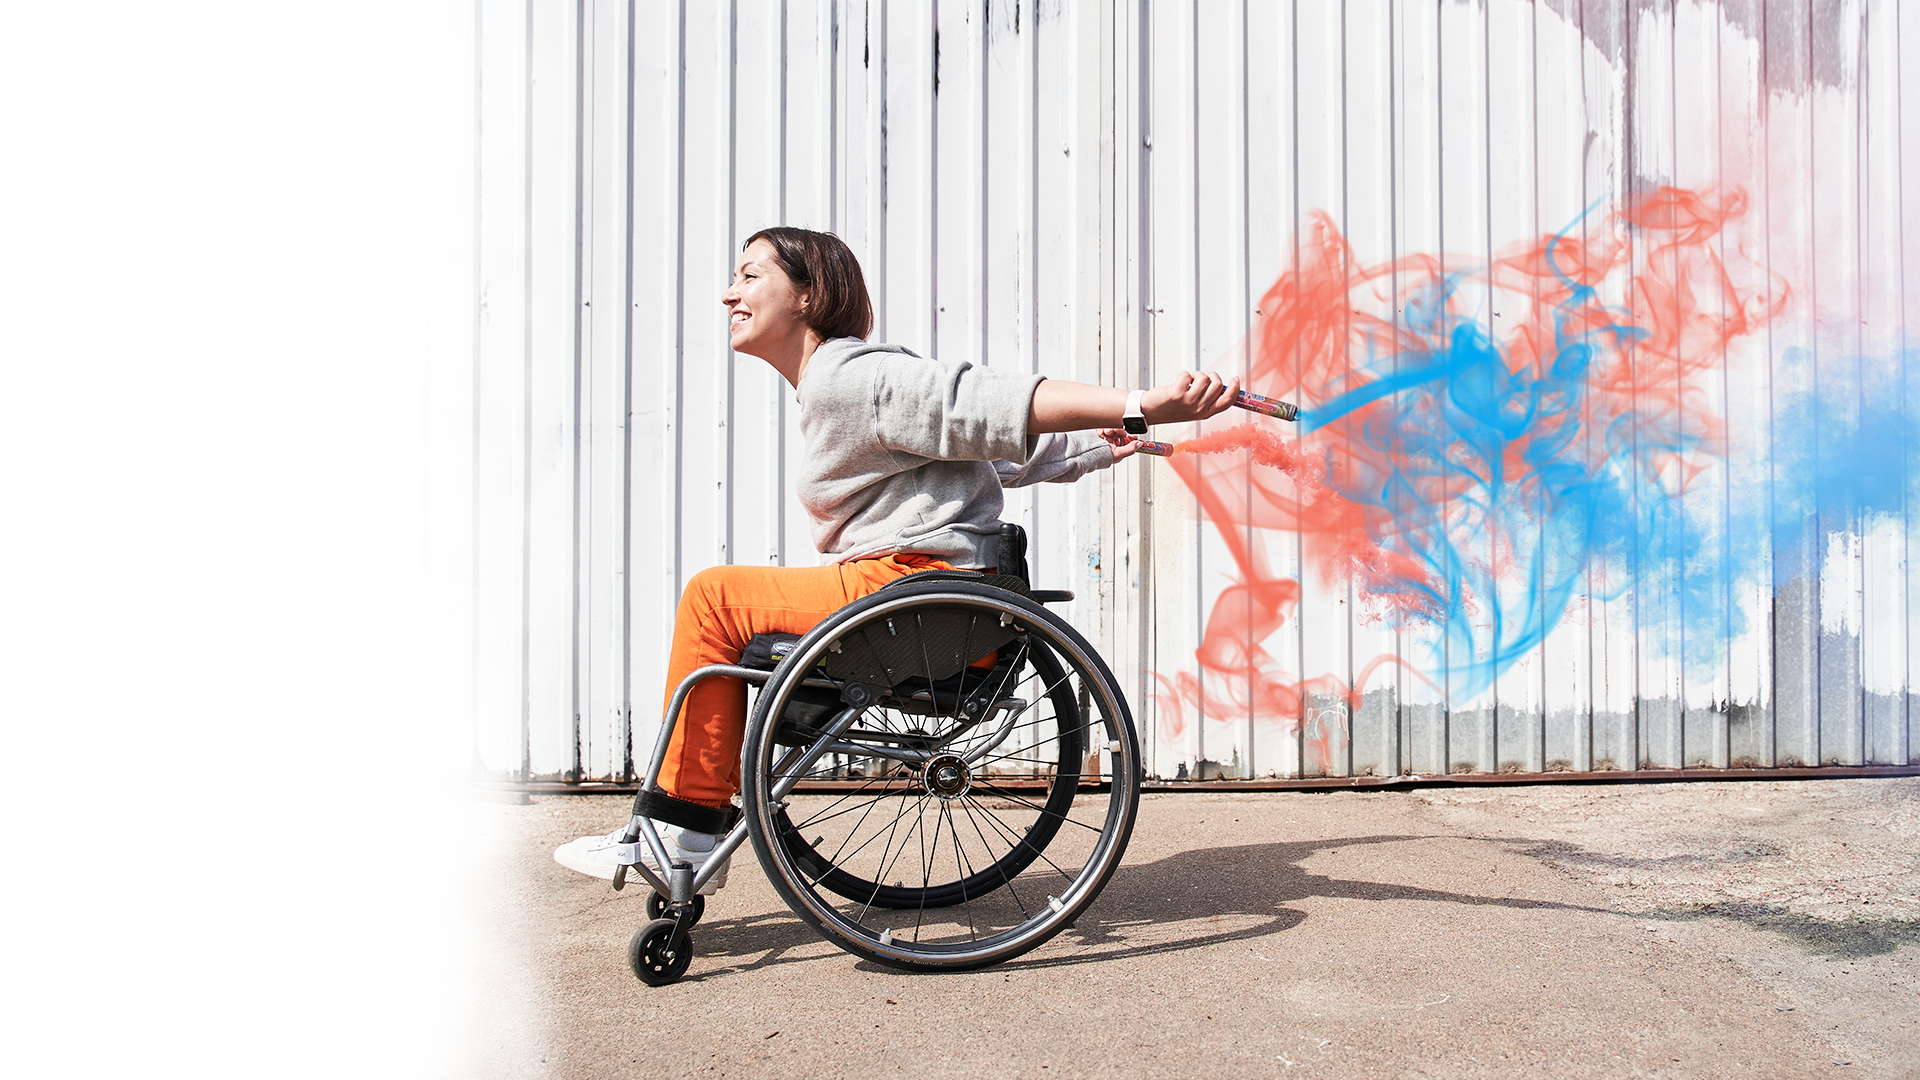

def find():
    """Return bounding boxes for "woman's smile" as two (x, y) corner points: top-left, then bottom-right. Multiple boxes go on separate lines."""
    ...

(721, 238), (809, 360)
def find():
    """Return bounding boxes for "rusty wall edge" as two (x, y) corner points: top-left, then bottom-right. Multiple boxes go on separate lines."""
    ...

(484, 764), (1920, 798)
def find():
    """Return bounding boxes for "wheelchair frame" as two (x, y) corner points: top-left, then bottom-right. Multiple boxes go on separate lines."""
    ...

(611, 533), (1142, 986)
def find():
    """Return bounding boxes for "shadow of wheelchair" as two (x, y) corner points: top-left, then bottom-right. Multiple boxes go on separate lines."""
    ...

(990, 833), (1610, 973)
(675, 833), (1610, 981)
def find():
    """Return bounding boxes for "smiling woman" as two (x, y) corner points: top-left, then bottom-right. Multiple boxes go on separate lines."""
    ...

(553, 226), (1238, 888)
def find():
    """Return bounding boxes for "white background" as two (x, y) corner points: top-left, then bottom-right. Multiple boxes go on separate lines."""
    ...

(2, 4), (484, 1075)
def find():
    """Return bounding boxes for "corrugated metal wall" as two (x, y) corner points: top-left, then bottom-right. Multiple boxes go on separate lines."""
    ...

(468, 0), (1920, 784)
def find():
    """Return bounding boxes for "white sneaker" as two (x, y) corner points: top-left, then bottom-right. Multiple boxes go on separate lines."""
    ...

(553, 823), (731, 893)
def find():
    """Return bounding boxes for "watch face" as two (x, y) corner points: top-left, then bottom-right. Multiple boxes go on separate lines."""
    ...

(1124, 416), (1148, 435)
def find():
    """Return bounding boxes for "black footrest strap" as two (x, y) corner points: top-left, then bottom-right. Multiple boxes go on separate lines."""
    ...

(633, 787), (740, 835)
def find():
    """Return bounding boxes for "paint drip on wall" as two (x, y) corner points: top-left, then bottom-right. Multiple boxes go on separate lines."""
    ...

(1152, 187), (1917, 772)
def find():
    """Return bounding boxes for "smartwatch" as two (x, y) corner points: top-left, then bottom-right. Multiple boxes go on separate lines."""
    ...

(1122, 389), (1148, 435)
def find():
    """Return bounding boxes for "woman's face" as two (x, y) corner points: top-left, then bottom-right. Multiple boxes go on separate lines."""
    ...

(722, 239), (811, 359)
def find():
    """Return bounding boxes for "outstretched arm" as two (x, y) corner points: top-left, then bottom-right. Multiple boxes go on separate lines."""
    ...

(1027, 370), (1240, 435)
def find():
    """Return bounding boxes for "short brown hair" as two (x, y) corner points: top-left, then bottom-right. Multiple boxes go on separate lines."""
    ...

(743, 227), (874, 341)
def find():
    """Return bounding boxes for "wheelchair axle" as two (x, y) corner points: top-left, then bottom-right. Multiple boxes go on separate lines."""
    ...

(922, 753), (972, 801)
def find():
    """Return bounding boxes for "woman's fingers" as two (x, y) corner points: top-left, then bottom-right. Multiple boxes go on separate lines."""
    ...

(1140, 370), (1244, 424)
(1162, 370), (1234, 422)
(1206, 373), (1241, 416)
(1196, 371), (1240, 418)
(1099, 427), (1141, 461)
(1099, 427), (1132, 447)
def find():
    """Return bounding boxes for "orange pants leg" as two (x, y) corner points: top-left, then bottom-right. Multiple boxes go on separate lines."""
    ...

(655, 553), (952, 807)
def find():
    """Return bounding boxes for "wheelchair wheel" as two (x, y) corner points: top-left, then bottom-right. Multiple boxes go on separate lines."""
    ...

(645, 892), (704, 927)
(741, 581), (1141, 972)
(628, 919), (692, 986)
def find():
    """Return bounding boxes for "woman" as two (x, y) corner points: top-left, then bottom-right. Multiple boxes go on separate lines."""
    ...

(556, 227), (1238, 888)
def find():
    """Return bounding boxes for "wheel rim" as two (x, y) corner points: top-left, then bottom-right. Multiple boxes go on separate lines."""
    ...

(744, 588), (1138, 970)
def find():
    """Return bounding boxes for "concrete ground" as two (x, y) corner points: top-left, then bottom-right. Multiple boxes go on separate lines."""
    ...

(465, 778), (1919, 1079)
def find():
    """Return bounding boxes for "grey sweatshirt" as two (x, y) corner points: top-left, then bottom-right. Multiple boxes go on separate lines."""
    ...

(795, 338), (1114, 567)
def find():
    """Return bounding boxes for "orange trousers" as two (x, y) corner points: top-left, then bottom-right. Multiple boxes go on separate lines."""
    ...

(656, 553), (954, 807)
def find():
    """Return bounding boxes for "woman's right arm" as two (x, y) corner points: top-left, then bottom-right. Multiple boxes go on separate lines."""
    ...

(1026, 370), (1240, 434)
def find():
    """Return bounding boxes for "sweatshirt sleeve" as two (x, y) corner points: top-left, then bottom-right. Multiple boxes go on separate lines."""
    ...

(993, 433), (1116, 488)
(866, 354), (1046, 464)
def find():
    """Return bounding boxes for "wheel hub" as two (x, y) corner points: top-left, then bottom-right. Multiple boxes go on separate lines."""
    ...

(922, 753), (972, 801)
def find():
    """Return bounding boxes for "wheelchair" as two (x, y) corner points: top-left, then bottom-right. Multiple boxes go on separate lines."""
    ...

(607, 524), (1142, 985)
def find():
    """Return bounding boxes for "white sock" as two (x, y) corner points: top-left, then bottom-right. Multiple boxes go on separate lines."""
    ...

(673, 827), (718, 853)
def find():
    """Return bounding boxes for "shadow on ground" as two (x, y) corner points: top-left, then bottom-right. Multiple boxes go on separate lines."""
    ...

(669, 834), (1613, 982)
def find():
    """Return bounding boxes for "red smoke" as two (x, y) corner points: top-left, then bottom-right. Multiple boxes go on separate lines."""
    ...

(1152, 187), (1784, 773)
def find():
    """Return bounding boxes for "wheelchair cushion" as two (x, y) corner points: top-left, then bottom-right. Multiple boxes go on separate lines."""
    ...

(739, 632), (803, 672)
(876, 568), (1031, 598)
(737, 572), (1030, 676)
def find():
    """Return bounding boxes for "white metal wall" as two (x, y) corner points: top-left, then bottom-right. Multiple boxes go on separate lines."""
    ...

(468, 0), (1920, 783)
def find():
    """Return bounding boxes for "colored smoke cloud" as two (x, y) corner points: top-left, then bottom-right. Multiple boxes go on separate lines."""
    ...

(1155, 187), (1918, 766)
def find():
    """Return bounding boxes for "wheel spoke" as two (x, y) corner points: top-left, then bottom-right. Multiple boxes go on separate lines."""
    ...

(855, 790), (939, 923)
(944, 801), (979, 941)
(959, 791), (1080, 885)
(965, 778), (1106, 836)
(785, 771), (904, 829)
(956, 797), (1031, 921)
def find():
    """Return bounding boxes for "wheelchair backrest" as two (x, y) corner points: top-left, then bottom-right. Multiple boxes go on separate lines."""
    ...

(823, 580), (1025, 686)
(996, 522), (1029, 585)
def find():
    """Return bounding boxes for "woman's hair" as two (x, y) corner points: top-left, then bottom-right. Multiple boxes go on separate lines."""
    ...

(743, 227), (874, 341)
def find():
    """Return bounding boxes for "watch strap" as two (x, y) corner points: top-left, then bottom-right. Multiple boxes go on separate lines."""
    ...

(1122, 389), (1147, 435)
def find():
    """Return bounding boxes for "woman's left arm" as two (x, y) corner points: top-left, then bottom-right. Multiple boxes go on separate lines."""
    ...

(1027, 370), (1241, 433)
(996, 432), (1120, 487)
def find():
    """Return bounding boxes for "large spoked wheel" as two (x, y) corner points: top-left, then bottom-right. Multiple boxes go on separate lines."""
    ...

(741, 582), (1141, 972)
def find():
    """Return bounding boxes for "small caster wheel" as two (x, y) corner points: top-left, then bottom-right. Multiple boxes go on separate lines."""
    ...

(645, 892), (705, 926)
(629, 918), (693, 986)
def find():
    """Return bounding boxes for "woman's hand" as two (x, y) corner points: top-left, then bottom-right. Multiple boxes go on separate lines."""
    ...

(1100, 428), (1141, 461)
(1141, 370), (1239, 426)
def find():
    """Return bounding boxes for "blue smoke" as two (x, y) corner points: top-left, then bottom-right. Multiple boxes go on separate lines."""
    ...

(1297, 258), (1916, 703)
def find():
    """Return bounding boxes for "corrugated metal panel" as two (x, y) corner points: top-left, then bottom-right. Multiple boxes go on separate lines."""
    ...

(469, 0), (1919, 784)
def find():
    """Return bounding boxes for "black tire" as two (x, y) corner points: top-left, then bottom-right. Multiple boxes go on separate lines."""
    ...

(645, 892), (706, 927)
(628, 918), (693, 986)
(742, 583), (1140, 972)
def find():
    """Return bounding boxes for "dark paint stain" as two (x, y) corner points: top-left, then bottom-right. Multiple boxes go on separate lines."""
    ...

(1541, 0), (1852, 94)
(1652, 902), (1920, 960)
